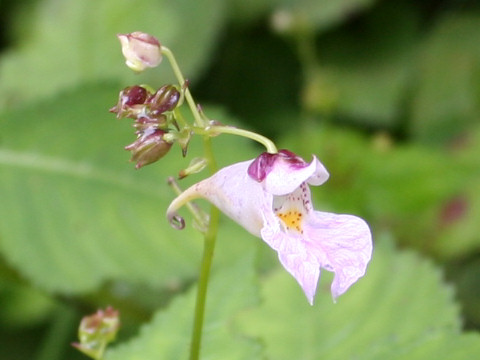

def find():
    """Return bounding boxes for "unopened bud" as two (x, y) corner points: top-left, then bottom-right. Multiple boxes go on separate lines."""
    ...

(178, 157), (208, 179)
(177, 128), (192, 157)
(110, 85), (151, 119)
(125, 129), (173, 169)
(148, 85), (181, 115)
(72, 306), (120, 360)
(133, 115), (167, 131)
(117, 32), (162, 72)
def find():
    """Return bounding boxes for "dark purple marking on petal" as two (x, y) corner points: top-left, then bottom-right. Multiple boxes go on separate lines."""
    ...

(247, 149), (308, 182)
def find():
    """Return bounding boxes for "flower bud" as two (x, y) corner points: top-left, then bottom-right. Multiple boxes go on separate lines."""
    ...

(133, 115), (167, 131)
(72, 306), (120, 360)
(148, 85), (181, 115)
(117, 32), (162, 72)
(178, 157), (208, 179)
(109, 85), (151, 119)
(125, 129), (172, 169)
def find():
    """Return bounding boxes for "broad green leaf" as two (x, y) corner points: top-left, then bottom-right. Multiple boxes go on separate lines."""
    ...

(0, 82), (257, 294)
(0, 277), (55, 327)
(448, 258), (480, 330)
(0, 0), (225, 108)
(105, 252), (261, 360)
(237, 235), (480, 359)
(411, 14), (480, 143)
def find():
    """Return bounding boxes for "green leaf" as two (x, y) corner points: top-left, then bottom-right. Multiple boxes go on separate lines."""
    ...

(410, 14), (480, 143)
(304, 1), (418, 126)
(237, 235), (480, 359)
(275, 0), (377, 32)
(0, 0), (225, 108)
(0, 82), (257, 294)
(105, 252), (261, 360)
(0, 277), (55, 327)
(226, 0), (377, 27)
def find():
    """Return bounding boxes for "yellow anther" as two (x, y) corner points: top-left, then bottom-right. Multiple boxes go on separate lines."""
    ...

(276, 209), (303, 233)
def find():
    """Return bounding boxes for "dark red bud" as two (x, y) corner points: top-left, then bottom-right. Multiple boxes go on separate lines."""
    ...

(125, 129), (172, 169)
(148, 85), (180, 114)
(122, 86), (149, 106)
(110, 85), (151, 119)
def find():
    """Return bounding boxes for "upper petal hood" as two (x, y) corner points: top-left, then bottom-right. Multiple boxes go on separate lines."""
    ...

(264, 155), (329, 195)
(247, 150), (329, 196)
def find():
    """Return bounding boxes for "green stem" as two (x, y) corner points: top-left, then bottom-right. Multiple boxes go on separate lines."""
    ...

(198, 125), (278, 154)
(167, 176), (208, 233)
(189, 137), (219, 360)
(161, 46), (206, 128)
(189, 206), (219, 360)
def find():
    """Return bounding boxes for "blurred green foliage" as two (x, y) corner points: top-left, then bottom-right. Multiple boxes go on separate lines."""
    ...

(0, 0), (479, 359)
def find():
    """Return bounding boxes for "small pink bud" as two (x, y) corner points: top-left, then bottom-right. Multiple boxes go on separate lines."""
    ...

(117, 32), (162, 72)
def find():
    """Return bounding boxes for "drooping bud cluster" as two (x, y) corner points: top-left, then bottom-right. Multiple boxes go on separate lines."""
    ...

(110, 84), (181, 168)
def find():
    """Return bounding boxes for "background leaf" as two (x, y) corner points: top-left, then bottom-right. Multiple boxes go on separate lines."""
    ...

(236, 235), (480, 360)
(410, 14), (480, 143)
(105, 251), (261, 360)
(274, 0), (378, 32)
(0, 0), (226, 109)
(0, 82), (257, 294)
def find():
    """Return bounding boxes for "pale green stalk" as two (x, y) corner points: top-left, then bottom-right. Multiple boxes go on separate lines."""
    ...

(197, 125), (278, 153)
(161, 46), (206, 128)
(189, 137), (219, 360)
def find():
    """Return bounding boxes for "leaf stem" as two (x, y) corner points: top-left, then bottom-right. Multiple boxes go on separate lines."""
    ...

(189, 137), (219, 360)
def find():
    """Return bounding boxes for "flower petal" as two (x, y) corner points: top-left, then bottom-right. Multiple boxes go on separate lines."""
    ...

(303, 212), (373, 300)
(166, 160), (268, 236)
(264, 155), (329, 196)
(261, 224), (321, 305)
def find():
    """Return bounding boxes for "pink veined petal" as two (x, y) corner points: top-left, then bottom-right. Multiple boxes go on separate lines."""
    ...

(278, 251), (320, 305)
(167, 160), (269, 237)
(261, 225), (321, 305)
(264, 156), (329, 196)
(303, 212), (373, 300)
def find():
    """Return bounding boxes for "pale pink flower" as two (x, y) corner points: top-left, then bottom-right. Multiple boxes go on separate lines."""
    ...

(167, 150), (372, 304)
(117, 32), (162, 72)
